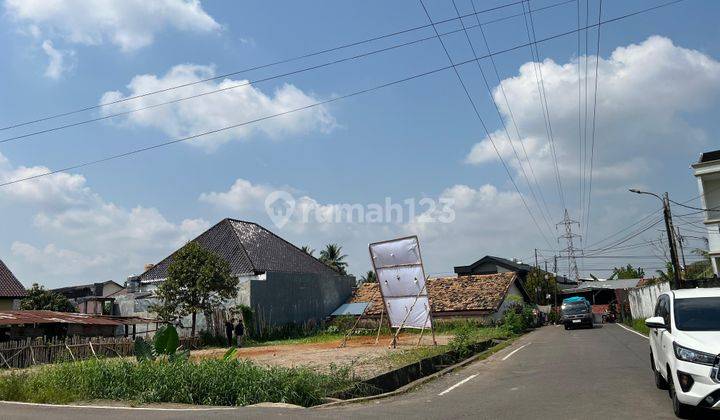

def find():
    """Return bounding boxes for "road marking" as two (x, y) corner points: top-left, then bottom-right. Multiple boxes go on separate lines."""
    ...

(616, 323), (649, 339)
(501, 343), (530, 361)
(0, 401), (238, 411)
(438, 374), (478, 396)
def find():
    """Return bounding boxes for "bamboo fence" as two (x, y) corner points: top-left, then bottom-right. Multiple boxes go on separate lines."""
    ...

(0, 336), (199, 369)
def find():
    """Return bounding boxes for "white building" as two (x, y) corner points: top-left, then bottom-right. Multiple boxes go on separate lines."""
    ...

(691, 150), (720, 276)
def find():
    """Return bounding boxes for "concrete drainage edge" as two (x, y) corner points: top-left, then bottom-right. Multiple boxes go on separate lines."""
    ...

(314, 337), (518, 409)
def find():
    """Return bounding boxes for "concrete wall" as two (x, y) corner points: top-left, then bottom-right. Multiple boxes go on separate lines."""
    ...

(628, 282), (671, 320)
(492, 282), (525, 322)
(250, 271), (354, 327)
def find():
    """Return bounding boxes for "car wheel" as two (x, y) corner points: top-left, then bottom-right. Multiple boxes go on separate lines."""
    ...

(668, 375), (692, 418)
(651, 353), (668, 390)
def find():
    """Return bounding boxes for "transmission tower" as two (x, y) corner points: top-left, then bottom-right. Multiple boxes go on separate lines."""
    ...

(557, 209), (582, 281)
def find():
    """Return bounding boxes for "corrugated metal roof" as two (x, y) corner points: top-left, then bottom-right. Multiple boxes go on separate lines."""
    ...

(0, 311), (153, 326)
(561, 278), (642, 294)
(331, 302), (371, 316)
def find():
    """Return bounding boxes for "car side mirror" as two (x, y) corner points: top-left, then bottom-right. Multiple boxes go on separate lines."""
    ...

(645, 316), (667, 329)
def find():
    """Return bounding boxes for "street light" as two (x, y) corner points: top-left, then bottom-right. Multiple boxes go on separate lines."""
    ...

(627, 188), (682, 289)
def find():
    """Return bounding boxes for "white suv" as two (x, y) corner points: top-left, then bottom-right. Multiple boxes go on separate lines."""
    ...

(646, 288), (720, 418)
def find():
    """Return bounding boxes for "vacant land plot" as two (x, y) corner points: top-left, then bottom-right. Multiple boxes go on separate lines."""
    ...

(193, 333), (452, 379)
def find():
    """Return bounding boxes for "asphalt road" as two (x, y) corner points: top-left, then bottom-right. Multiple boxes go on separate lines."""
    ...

(3, 324), (718, 419)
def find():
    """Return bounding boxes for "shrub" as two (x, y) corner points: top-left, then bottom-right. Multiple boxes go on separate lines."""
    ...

(503, 310), (524, 334)
(0, 358), (353, 407)
(448, 324), (476, 358)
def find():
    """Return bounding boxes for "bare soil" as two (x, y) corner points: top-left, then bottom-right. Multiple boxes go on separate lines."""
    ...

(192, 333), (451, 379)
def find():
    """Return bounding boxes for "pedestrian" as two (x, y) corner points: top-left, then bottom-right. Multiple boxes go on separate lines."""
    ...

(234, 317), (245, 348)
(225, 317), (235, 347)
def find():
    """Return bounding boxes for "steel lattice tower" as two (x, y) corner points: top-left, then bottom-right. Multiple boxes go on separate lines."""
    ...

(557, 209), (582, 281)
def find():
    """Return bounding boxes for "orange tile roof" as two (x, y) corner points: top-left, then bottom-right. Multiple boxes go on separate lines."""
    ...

(348, 272), (519, 316)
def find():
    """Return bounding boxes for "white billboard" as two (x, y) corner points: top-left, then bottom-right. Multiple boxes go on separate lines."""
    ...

(369, 236), (432, 330)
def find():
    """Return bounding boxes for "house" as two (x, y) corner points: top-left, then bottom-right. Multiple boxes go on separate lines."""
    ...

(122, 218), (355, 334)
(348, 272), (532, 323)
(691, 149), (720, 276)
(52, 280), (124, 315)
(0, 258), (26, 310)
(0, 310), (153, 340)
(454, 255), (534, 281)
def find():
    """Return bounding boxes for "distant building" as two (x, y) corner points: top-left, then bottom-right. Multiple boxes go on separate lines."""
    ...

(454, 254), (578, 291)
(0, 259), (26, 310)
(691, 150), (720, 276)
(52, 280), (124, 315)
(349, 272), (532, 323)
(121, 218), (355, 335)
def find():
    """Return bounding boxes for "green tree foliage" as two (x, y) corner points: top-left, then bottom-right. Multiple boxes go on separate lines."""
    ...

(685, 249), (713, 280)
(300, 245), (315, 256)
(359, 270), (377, 283)
(523, 268), (557, 305)
(319, 244), (348, 275)
(609, 264), (645, 280)
(151, 242), (238, 336)
(655, 261), (676, 283)
(20, 284), (76, 312)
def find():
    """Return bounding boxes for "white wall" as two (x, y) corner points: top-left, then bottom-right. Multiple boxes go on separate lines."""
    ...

(628, 282), (671, 320)
(492, 282), (525, 322)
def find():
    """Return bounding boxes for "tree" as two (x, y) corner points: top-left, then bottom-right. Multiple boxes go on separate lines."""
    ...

(523, 268), (557, 306)
(359, 270), (377, 283)
(21, 284), (76, 312)
(300, 245), (315, 256)
(609, 264), (645, 280)
(656, 261), (676, 283)
(685, 248), (713, 280)
(319, 244), (348, 275)
(151, 242), (238, 336)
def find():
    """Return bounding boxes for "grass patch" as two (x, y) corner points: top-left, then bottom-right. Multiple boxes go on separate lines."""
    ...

(624, 318), (650, 335)
(0, 358), (354, 407)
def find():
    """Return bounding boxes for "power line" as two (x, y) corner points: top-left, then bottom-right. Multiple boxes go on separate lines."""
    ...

(583, 0), (604, 242)
(0, 0), (688, 189)
(452, 0), (555, 237)
(0, 0), (532, 133)
(418, 0), (553, 246)
(472, 0), (557, 233)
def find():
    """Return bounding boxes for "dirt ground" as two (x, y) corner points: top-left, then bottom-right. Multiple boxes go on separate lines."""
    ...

(192, 333), (451, 379)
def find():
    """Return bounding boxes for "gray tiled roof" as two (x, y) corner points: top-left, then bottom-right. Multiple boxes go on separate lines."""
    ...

(0, 258), (26, 298)
(139, 218), (341, 281)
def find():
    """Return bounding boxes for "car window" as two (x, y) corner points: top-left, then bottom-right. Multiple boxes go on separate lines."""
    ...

(654, 298), (663, 317)
(661, 296), (671, 331)
(674, 297), (720, 331)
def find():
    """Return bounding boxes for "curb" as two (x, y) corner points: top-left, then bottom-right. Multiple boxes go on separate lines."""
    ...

(314, 337), (518, 409)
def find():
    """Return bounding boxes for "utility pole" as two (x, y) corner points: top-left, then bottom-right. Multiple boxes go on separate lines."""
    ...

(676, 227), (687, 273)
(662, 192), (683, 289)
(544, 261), (548, 273)
(557, 209), (582, 282)
(629, 189), (683, 290)
(534, 248), (539, 268)
(553, 255), (557, 273)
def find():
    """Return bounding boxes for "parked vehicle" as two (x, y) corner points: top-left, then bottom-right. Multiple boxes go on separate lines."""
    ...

(646, 288), (720, 418)
(602, 311), (616, 323)
(560, 297), (593, 330)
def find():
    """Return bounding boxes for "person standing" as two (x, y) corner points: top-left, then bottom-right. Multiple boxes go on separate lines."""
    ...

(225, 317), (235, 347)
(234, 317), (245, 348)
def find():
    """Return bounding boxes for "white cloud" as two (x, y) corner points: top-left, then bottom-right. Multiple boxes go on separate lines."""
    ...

(41, 39), (74, 79)
(100, 64), (336, 150)
(199, 179), (275, 210)
(0, 152), (209, 285)
(465, 36), (720, 190)
(4, 0), (220, 52)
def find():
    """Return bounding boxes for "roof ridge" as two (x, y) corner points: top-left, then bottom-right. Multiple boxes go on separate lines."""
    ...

(225, 219), (256, 273)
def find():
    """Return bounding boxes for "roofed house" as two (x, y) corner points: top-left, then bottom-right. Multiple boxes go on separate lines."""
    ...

(52, 280), (124, 315)
(692, 149), (720, 276)
(0, 259), (26, 310)
(123, 218), (355, 332)
(454, 255), (533, 281)
(349, 272), (531, 323)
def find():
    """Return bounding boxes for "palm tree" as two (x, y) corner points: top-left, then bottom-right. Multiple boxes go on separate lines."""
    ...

(656, 261), (675, 282)
(301, 245), (315, 256)
(360, 270), (377, 283)
(319, 244), (348, 275)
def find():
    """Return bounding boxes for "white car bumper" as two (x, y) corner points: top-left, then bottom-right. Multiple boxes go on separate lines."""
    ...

(673, 360), (720, 409)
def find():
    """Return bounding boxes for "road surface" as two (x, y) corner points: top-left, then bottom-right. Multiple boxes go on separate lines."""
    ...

(3, 324), (718, 419)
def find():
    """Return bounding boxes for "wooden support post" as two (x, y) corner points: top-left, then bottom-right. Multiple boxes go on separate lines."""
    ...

(0, 351), (11, 369)
(375, 307), (384, 345)
(416, 308), (431, 347)
(65, 343), (75, 361)
(88, 341), (98, 359)
(28, 345), (36, 366)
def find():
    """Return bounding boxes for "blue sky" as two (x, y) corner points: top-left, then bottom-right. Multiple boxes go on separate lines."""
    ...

(0, 0), (719, 287)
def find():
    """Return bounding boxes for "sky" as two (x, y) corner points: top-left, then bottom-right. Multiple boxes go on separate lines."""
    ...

(0, 0), (719, 288)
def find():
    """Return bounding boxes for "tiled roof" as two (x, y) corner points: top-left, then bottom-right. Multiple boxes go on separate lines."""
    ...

(349, 272), (520, 316)
(0, 259), (26, 298)
(140, 218), (342, 281)
(454, 255), (532, 275)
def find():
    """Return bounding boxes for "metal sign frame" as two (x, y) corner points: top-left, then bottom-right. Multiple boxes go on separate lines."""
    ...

(369, 235), (437, 348)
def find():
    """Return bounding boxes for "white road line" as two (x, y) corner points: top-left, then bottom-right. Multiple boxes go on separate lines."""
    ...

(616, 323), (649, 340)
(501, 343), (530, 361)
(438, 374), (478, 396)
(0, 401), (238, 411)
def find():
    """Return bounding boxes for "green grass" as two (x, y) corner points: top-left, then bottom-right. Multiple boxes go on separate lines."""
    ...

(0, 358), (354, 407)
(245, 333), (346, 347)
(625, 318), (650, 335)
